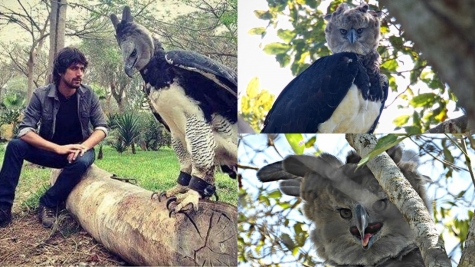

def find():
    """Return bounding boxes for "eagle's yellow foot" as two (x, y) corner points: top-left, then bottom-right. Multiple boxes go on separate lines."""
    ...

(151, 184), (189, 202)
(166, 190), (201, 216)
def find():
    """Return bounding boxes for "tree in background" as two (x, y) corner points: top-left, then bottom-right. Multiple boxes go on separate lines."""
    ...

(0, 0), (236, 158)
(0, 0), (236, 110)
(241, 0), (468, 133)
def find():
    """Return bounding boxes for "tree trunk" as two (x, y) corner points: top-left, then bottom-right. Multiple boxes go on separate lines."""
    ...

(48, 0), (67, 83)
(380, 0), (475, 132)
(50, 165), (237, 266)
(458, 211), (475, 267)
(26, 50), (35, 105)
(48, 0), (68, 83)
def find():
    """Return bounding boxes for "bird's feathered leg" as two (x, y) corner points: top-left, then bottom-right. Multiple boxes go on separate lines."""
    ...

(152, 136), (191, 207)
(169, 115), (217, 214)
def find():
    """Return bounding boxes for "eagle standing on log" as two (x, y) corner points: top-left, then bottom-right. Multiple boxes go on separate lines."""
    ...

(261, 3), (388, 133)
(110, 6), (237, 214)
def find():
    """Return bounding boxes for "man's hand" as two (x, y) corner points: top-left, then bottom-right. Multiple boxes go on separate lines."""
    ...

(56, 144), (88, 163)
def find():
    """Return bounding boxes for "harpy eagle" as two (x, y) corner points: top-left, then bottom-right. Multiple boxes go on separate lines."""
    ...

(110, 6), (237, 213)
(261, 3), (388, 133)
(257, 146), (429, 266)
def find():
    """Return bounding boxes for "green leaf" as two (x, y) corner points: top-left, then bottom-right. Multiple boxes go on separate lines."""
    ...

(381, 59), (398, 72)
(409, 93), (435, 107)
(276, 53), (291, 67)
(393, 114), (410, 127)
(389, 35), (403, 48)
(277, 29), (296, 43)
(254, 10), (273, 20)
(268, 189), (282, 199)
(305, 0), (318, 8)
(456, 190), (466, 199)
(248, 27), (266, 35)
(280, 233), (295, 250)
(357, 135), (407, 168)
(263, 42), (291, 55)
(404, 126), (422, 135)
(286, 134), (304, 154)
(305, 136), (316, 148)
(279, 202), (290, 209)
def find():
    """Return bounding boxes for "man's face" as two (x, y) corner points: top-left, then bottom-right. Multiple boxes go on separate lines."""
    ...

(60, 63), (85, 89)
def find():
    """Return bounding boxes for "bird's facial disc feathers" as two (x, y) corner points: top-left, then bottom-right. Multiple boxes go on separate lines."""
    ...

(281, 150), (427, 266)
(325, 3), (382, 55)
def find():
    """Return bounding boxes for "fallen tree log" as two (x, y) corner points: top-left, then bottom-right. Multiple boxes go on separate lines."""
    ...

(50, 164), (237, 266)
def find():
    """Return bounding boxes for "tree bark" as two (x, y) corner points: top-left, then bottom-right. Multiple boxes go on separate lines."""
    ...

(426, 115), (471, 134)
(458, 211), (475, 267)
(48, 0), (67, 83)
(380, 0), (475, 131)
(50, 165), (237, 266)
(346, 134), (451, 267)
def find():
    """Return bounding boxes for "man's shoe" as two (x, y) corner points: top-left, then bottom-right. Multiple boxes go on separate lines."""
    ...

(0, 204), (12, 228)
(38, 205), (56, 228)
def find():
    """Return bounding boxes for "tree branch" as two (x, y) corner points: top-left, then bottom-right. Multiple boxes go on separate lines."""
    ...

(426, 115), (472, 134)
(380, 0), (475, 133)
(346, 134), (451, 267)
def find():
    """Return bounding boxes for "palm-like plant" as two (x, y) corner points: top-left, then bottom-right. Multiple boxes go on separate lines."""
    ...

(115, 112), (141, 154)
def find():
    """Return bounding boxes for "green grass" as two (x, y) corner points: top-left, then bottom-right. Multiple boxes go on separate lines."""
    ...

(0, 144), (237, 211)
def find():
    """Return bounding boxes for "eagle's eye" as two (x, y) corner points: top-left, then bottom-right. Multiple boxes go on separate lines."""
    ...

(339, 29), (347, 35)
(356, 28), (364, 34)
(339, 208), (352, 219)
(373, 199), (388, 212)
(130, 48), (137, 57)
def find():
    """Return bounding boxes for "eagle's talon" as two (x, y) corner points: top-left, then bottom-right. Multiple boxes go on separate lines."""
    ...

(151, 191), (160, 200)
(166, 196), (177, 210)
(168, 209), (176, 218)
(158, 191), (167, 202)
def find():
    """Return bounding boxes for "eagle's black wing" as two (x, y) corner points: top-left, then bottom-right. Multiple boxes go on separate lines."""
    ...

(165, 50), (236, 95)
(367, 73), (389, 133)
(261, 52), (362, 133)
(164, 50), (237, 123)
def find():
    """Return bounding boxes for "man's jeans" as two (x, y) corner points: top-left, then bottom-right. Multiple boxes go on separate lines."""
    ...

(0, 138), (95, 208)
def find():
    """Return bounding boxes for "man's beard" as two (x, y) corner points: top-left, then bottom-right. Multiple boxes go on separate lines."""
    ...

(63, 77), (81, 89)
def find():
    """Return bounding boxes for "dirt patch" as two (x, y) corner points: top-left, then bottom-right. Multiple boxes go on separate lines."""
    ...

(0, 210), (126, 265)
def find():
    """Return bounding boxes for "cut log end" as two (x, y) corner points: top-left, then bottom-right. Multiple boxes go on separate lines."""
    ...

(51, 165), (238, 266)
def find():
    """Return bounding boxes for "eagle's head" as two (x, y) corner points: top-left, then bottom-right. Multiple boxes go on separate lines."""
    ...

(258, 147), (430, 266)
(110, 6), (154, 77)
(324, 3), (382, 55)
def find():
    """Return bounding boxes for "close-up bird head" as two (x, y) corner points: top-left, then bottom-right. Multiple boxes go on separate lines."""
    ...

(324, 3), (382, 55)
(110, 6), (155, 77)
(258, 147), (429, 266)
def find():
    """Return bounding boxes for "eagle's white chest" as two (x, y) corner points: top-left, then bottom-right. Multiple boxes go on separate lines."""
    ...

(318, 84), (382, 133)
(147, 82), (237, 164)
(147, 83), (202, 137)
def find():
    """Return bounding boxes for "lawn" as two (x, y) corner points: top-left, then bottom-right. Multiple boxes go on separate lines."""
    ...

(0, 144), (237, 213)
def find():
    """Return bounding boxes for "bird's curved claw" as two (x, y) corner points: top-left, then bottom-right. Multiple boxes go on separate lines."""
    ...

(158, 191), (167, 202)
(151, 191), (168, 202)
(166, 196), (177, 210)
(169, 209), (176, 218)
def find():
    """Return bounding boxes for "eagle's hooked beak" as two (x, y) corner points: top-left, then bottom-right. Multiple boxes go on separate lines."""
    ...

(124, 66), (134, 78)
(346, 28), (358, 44)
(355, 204), (368, 241)
(350, 204), (383, 250)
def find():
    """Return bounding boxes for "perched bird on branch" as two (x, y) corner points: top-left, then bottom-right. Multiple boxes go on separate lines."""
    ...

(261, 3), (388, 133)
(257, 147), (428, 266)
(110, 6), (237, 214)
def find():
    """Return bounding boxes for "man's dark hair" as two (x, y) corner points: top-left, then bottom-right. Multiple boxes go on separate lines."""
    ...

(53, 47), (88, 84)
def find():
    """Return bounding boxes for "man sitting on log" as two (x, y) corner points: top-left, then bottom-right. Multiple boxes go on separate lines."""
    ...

(0, 47), (108, 228)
